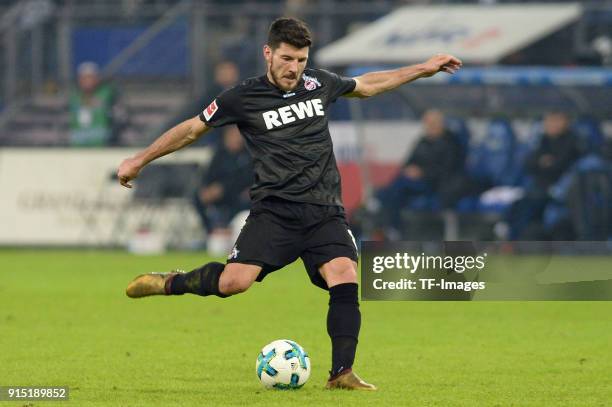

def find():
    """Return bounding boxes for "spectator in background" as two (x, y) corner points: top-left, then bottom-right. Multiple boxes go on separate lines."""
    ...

(193, 125), (253, 236)
(372, 109), (465, 237)
(163, 60), (240, 145)
(528, 112), (581, 189)
(69, 62), (123, 146)
(206, 60), (241, 104)
(507, 111), (581, 239)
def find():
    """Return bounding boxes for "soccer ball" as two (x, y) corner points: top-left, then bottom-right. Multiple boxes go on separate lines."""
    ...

(255, 339), (311, 389)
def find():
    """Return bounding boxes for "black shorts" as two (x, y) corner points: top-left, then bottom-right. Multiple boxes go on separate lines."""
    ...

(226, 196), (358, 290)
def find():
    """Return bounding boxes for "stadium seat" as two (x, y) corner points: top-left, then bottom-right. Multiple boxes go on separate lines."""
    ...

(466, 119), (516, 186)
(464, 118), (524, 211)
(445, 116), (470, 153)
(451, 118), (527, 241)
(573, 116), (604, 156)
(546, 155), (612, 240)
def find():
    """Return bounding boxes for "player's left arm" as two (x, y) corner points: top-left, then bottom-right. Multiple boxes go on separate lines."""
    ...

(346, 54), (462, 98)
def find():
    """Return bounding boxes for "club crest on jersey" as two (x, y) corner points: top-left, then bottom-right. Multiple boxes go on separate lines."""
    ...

(303, 74), (321, 91)
(203, 99), (218, 121)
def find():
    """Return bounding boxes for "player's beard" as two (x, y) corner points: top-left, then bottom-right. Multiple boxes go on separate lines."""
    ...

(269, 60), (300, 92)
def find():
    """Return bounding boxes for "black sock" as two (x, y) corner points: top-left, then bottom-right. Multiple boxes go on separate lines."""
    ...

(327, 283), (360, 377)
(168, 262), (228, 298)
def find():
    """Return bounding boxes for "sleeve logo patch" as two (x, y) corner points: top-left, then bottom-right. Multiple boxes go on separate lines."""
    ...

(203, 99), (218, 121)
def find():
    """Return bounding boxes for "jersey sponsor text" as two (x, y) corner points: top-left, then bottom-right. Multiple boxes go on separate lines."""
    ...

(262, 98), (324, 130)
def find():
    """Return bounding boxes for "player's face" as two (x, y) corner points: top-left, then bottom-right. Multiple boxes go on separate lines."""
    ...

(264, 43), (309, 92)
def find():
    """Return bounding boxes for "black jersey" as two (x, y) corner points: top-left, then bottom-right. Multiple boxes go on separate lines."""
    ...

(198, 68), (356, 206)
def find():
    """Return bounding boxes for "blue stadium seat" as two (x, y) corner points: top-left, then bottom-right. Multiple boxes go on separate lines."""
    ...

(458, 118), (524, 215)
(573, 116), (604, 155)
(467, 118), (518, 187)
(545, 155), (612, 239)
(523, 120), (544, 153)
(512, 141), (533, 188)
(445, 116), (470, 152)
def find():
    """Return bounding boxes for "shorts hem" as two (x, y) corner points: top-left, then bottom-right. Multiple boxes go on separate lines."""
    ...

(226, 258), (265, 268)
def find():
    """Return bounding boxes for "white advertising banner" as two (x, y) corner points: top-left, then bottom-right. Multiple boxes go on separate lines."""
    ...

(317, 4), (581, 65)
(0, 148), (210, 246)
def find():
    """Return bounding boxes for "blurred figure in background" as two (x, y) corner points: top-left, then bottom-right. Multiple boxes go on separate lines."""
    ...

(206, 60), (241, 104)
(507, 111), (580, 239)
(371, 109), (465, 238)
(163, 60), (240, 145)
(69, 62), (124, 146)
(193, 125), (252, 237)
(528, 112), (580, 189)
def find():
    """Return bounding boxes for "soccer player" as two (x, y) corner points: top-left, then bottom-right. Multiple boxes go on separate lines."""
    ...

(118, 17), (461, 390)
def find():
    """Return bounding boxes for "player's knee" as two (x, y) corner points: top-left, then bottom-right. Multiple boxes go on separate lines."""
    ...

(335, 266), (357, 283)
(219, 266), (257, 295)
(219, 275), (252, 294)
(326, 258), (357, 285)
(219, 278), (250, 295)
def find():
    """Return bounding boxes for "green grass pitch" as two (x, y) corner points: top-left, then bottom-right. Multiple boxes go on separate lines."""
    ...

(1, 250), (611, 406)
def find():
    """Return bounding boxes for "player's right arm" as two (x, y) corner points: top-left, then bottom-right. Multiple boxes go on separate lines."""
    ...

(347, 54), (462, 98)
(117, 116), (210, 188)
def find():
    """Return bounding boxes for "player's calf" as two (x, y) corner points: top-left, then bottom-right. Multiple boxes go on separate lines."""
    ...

(318, 258), (374, 388)
(125, 262), (261, 298)
(168, 262), (229, 297)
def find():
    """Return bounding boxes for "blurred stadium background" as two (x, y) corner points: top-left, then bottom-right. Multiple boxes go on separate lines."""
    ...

(2, 4), (611, 405)
(0, 0), (611, 251)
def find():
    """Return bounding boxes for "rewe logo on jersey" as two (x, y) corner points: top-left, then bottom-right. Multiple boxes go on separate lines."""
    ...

(262, 98), (324, 130)
(203, 99), (218, 121)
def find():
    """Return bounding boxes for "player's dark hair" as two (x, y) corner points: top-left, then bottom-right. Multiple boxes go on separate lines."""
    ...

(267, 17), (312, 50)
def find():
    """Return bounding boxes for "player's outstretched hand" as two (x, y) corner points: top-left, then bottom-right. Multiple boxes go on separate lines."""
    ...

(421, 54), (462, 78)
(117, 157), (142, 189)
